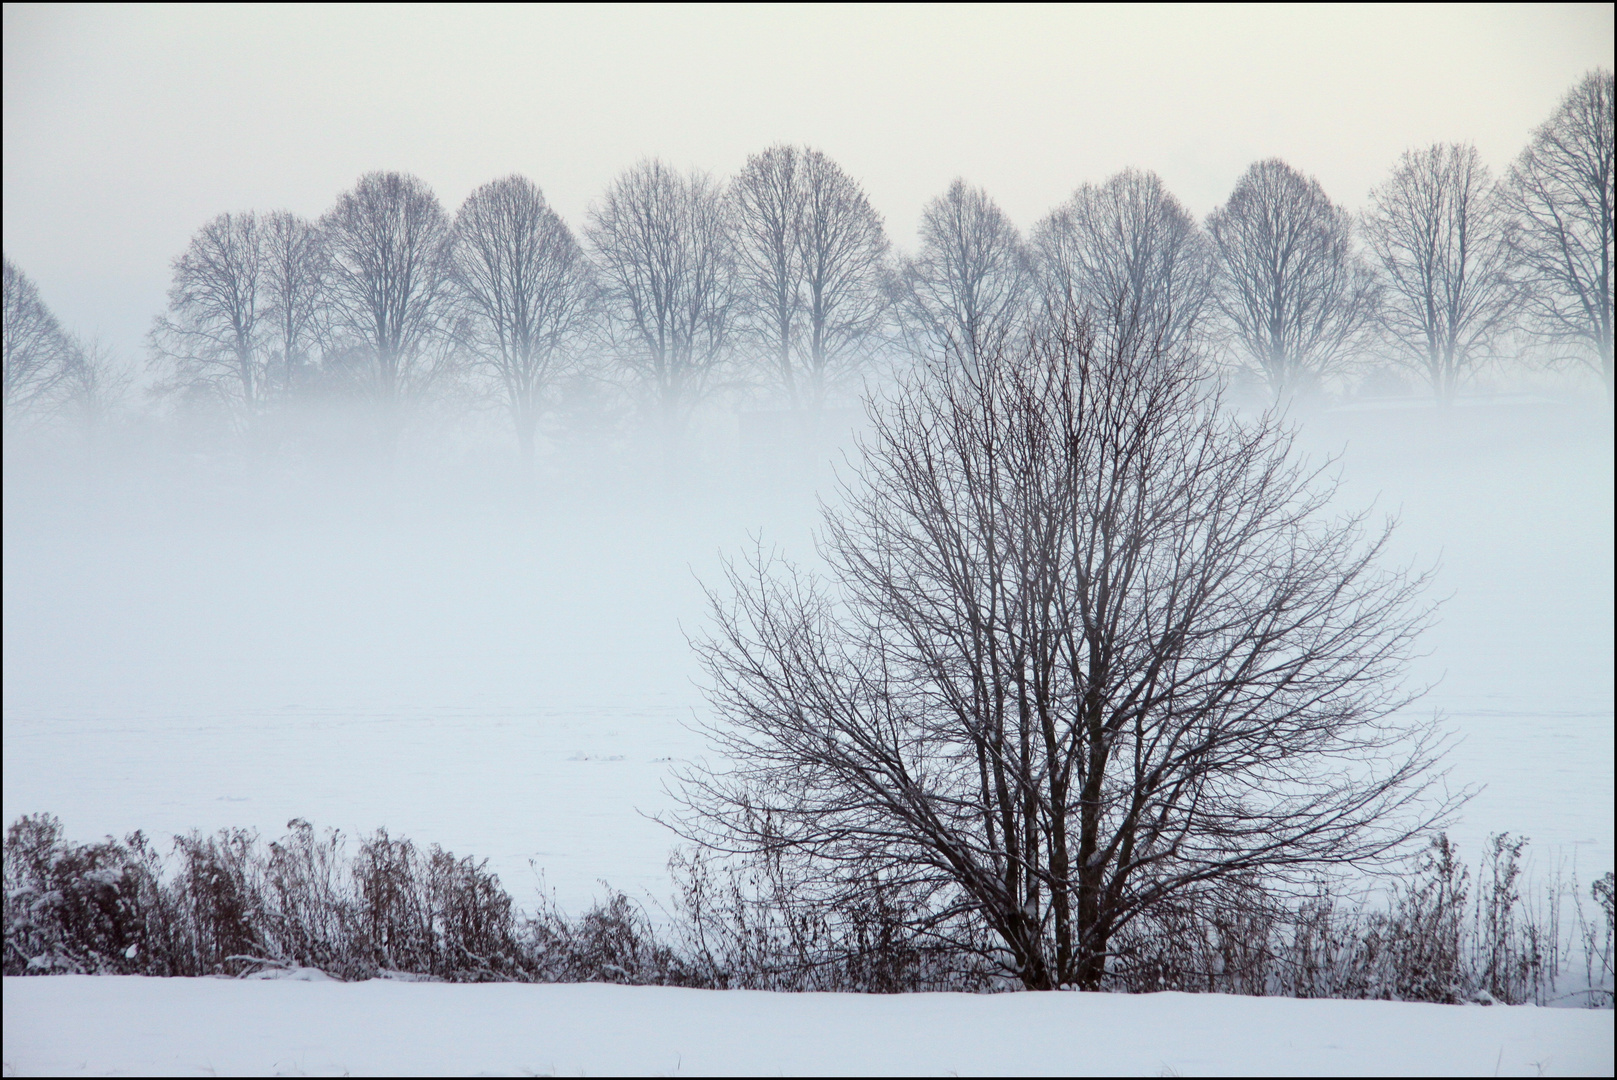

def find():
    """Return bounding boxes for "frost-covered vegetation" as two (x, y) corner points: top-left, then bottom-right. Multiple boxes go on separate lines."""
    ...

(5, 813), (1612, 1007)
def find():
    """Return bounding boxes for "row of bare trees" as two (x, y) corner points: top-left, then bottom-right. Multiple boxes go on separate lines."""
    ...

(891, 69), (1609, 404)
(131, 159), (883, 461)
(6, 70), (1609, 444)
(1044, 69), (1610, 403)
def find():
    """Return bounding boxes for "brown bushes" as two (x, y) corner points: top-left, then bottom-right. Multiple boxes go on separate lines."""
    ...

(5, 812), (1611, 1004)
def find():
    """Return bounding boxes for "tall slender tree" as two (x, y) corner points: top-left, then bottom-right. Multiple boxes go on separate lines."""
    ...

(262, 210), (327, 397)
(732, 146), (890, 415)
(1033, 168), (1212, 352)
(896, 179), (1030, 370)
(450, 175), (595, 469)
(1364, 143), (1517, 402)
(587, 159), (735, 444)
(320, 172), (453, 415)
(1505, 69), (1615, 400)
(2, 257), (79, 430)
(1207, 160), (1378, 399)
(149, 212), (273, 425)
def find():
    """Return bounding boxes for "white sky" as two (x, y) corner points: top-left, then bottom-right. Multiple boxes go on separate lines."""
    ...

(4, 3), (1612, 358)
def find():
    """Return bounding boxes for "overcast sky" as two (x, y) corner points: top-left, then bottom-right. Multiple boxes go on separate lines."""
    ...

(4, 3), (1612, 359)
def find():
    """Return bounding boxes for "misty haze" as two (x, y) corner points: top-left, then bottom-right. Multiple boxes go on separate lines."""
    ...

(3, 5), (1613, 1076)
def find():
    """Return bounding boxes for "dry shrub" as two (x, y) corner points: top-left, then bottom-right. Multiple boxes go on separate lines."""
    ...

(669, 846), (997, 992)
(6, 813), (1611, 1004)
(6, 815), (537, 982)
(1106, 833), (1610, 1006)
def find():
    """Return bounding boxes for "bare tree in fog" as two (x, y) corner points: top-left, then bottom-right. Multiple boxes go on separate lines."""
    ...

(731, 145), (805, 405)
(684, 312), (1450, 991)
(450, 175), (596, 469)
(2, 256), (79, 429)
(60, 337), (132, 431)
(732, 146), (890, 415)
(1032, 168), (1212, 351)
(588, 160), (735, 442)
(149, 212), (273, 425)
(1363, 144), (1518, 403)
(320, 172), (453, 416)
(796, 150), (890, 412)
(262, 211), (327, 396)
(1505, 69), (1614, 400)
(1207, 160), (1378, 399)
(895, 179), (1030, 369)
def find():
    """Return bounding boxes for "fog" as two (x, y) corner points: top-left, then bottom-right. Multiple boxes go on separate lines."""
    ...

(3, 4), (1612, 927)
(4, 396), (1611, 907)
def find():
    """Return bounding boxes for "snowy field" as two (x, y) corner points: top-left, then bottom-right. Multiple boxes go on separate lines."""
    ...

(3, 974), (1612, 1077)
(3, 400), (1611, 910)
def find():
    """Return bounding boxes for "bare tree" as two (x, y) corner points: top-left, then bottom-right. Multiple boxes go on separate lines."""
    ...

(320, 172), (453, 412)
(682, 314), (1453, 991)
(895, 179), (1030, 370)
(1504, 69), (1614, 399)
(449, 175), (596, 469)
(732, 146), (891, 416)
(730, 145), (805, 405)
(262, 210), (327, 397)
(1363, 144), (1518, 402)
(3, 256), (78, 429)
(1033, 168), (1212, 351)
(797, 150), (890, 412)
(1207, 159), (1378, 399)
(61, 336), (133, 431)
(588, 160), (735, 443)
(149, 211), (273, 425)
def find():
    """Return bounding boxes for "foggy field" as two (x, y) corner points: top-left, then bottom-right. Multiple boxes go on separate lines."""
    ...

(3, 398), (1611, 909)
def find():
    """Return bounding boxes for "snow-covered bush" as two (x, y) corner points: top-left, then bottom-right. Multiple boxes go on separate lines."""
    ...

(6, 814), (1611, 1003)
(5, 816), (530, 981)
(1105, 833), (1612, 1006)
(527, 890), (694, 986)
(2, 814), (161, 975)
(668, 845), (998, 992)
(1585, 872), (1616, 1006)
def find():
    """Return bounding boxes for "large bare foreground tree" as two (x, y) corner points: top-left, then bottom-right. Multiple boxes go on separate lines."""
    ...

(681, 317), (1456, 991)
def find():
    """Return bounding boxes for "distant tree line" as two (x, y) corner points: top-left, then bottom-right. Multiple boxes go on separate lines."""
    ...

(4, 69), (1611, 452)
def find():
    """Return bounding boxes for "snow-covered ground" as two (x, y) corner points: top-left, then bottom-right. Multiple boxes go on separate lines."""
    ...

(3, 975), (1612, 1077)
